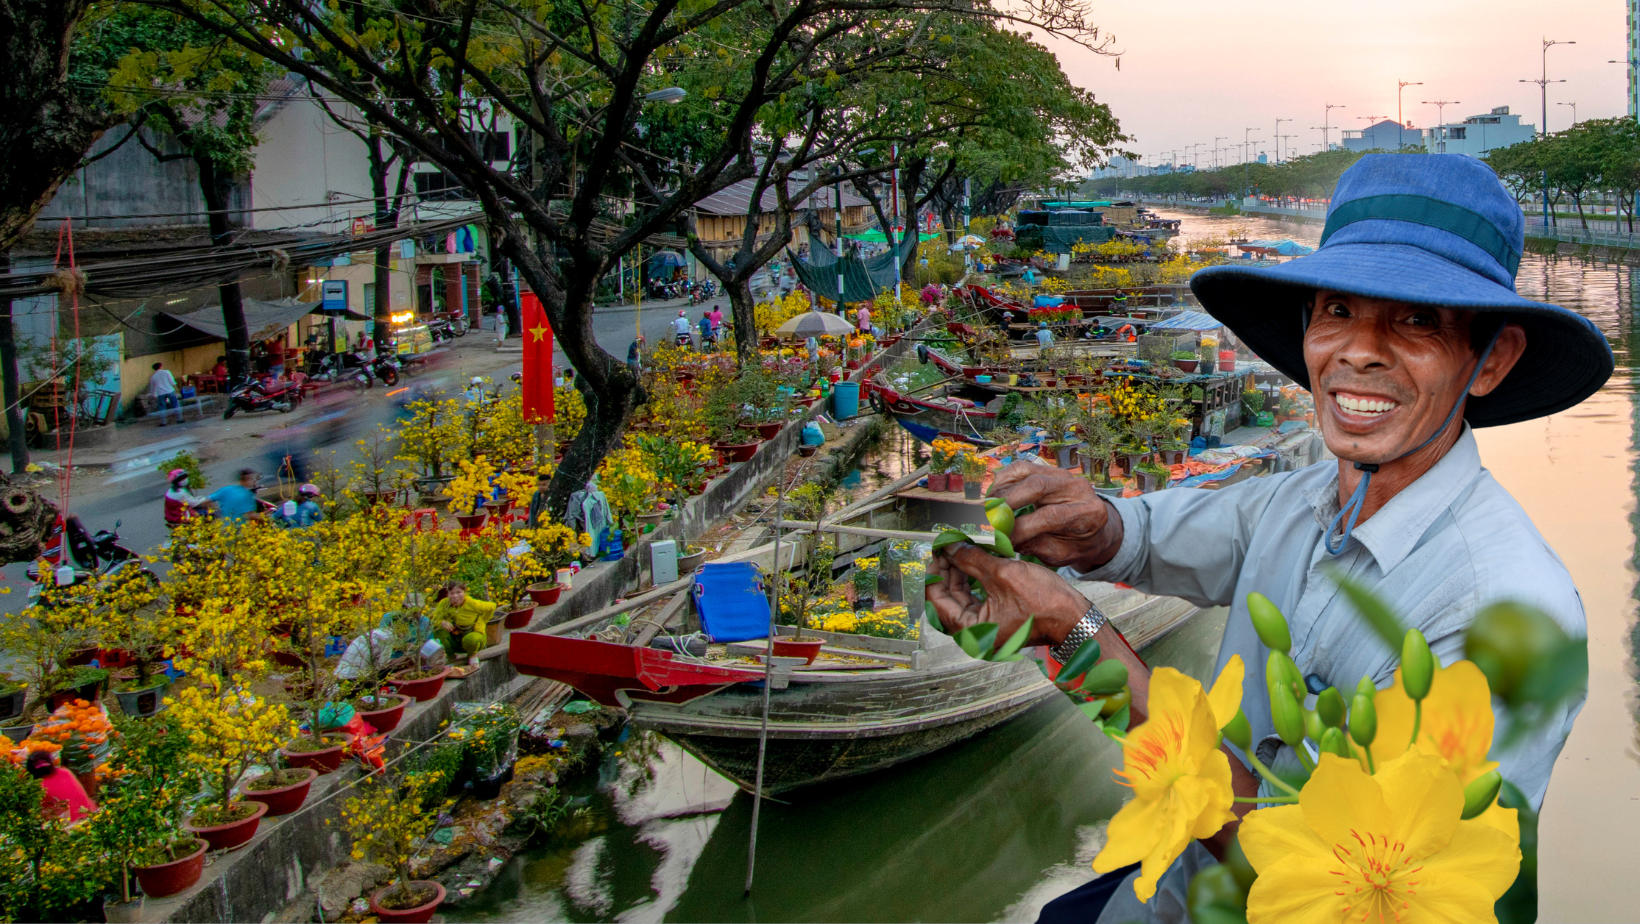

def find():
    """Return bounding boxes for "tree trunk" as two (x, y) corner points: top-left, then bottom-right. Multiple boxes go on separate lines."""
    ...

(0, 250), (28, 473)
(197, 156), (251, 383)
(728, 276), (757, 367)
(368, 137), (395, 354)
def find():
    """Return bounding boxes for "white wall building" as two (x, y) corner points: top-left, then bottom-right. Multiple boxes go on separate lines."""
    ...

(1339, 119), (1419, 152)
(1423, 106), (1536, 157)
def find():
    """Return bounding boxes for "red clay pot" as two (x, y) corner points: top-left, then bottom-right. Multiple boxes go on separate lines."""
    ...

(389, 666), (453, 702)
(754, 421), (783, 440)
(712, 441), (761, 463)
(525, 582), (562, 607)
(772, 637), (824, 665)
(184, 800), (268, 852)
(278, 735), (349, 775)
(503, 604), (536, 629)
(948, 473), (965, 493)
(133, 839), (208, 898)
(454, 513), (487, 530)
(369, 881), (447, 924)
(355, 693), (412, 734)
(241, 767), (317, 816)
(926, 472), (949, 492)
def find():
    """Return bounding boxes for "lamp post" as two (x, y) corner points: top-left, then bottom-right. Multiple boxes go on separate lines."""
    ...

(1213, 136), (1226, 169)
(1323, 103), (1346, 150)
(1274, 118), (1290, 163)
(1421, 100), (1460, 150)
(1522, 37), (1574, 226)
(1243, 128), (1260, 197)
(1608, 59), (1638, 121)
(1358, 115), (1389, 150)
(1558, 100), (1578, 127)
(1397, 80), (1423, 148)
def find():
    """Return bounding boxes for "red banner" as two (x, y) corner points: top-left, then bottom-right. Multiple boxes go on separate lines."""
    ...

(520, 292), (554, 422)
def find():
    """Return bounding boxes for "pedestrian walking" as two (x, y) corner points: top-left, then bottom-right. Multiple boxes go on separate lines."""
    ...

(147, 362), (182, 426)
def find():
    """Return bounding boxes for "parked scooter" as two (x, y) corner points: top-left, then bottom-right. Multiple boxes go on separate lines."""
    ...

(370, 352), (401, 387)
(223, 378), (296, 418)
(26, 516), (149, 602)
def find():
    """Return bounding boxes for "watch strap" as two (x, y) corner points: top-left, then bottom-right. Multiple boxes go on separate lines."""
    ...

(1049, 600), (1109, 664)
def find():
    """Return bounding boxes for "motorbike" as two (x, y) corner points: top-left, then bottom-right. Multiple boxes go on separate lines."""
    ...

(427, 318), (453, 343)
(433, 310), (468, 337)
(27, 516), (149, 602)
(370, 352), (401, 387)
(224, 378), (297, 418)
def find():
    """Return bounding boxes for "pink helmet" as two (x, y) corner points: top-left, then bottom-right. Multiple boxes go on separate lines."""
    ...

(299, 483), (320, 497)
(167, 468), (188, 484)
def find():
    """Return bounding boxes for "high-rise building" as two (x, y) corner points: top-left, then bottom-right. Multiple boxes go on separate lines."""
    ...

(1629, 0), (1639, 117)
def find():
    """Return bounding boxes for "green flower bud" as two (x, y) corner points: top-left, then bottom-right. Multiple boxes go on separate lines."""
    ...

(1222, 708), (1252, 751)
(1315, 687), (1347, 728)
(984, 498), (1015, 536)
(1401, 628), (1434, 701)
(1266, 650), (1301, 698)
(1461, 770), (1503, 820)
(1464, 602), (1568, 704)
(1318, 726), (1351, 759)
(1349, 693), (1377, 747)
(1271, 680), (1305, 747)
(1356, 674), (1378, 699)
(1303, 706), (1325, 743)
(1247, 592), (1292, 653)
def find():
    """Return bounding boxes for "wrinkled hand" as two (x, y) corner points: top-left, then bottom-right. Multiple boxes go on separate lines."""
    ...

(440, 621), (454, 632)
(987, 462), (1122, 573)
(925, 542), (1088, 649)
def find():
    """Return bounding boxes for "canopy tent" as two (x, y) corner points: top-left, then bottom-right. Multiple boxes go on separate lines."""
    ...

(158, 296), (365, 342)
(647, 250), (688, 278)
(787, 231), (919, 303)
(1147, 310), (1223, 331)
(844, 228), (941, 245)
(1237, 239), (1315, 256)
(775, 311), (855, 337)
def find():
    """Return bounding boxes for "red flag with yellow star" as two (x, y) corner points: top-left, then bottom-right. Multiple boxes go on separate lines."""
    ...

(521, 291), (554, 422)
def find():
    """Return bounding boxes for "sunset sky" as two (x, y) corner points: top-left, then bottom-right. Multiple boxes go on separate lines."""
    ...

(1047, 0), (1630, 168)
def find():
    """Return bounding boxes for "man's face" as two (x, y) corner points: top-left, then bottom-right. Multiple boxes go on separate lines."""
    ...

(448, 587), (467, 607)
(1302, 291), (1501, 464)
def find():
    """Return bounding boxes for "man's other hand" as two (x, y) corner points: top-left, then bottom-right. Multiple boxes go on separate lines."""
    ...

(987, 462), (1123, 573)
(926, 542), (1089, 648)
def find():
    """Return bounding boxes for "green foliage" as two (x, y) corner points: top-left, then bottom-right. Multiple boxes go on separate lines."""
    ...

(89, 714), (202, 903)
(0, 761), (111, 921)
(157, 449), (208, 490)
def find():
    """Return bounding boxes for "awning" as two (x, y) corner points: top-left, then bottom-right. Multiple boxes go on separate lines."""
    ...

(1148, 310), (1223, 331)
(159, 297), (366, 342)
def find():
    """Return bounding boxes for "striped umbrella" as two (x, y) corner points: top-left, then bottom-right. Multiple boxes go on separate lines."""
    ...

(775, 310), (856, 337)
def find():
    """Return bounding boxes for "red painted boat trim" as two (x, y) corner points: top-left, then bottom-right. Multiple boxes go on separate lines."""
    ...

(508, 632), (766, 707)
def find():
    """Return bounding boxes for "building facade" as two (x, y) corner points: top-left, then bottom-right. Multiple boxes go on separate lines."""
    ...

(1422, 106), (1536, 157)
(1339, 119), (1418, 152)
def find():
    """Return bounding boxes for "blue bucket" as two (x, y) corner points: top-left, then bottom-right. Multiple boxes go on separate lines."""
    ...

(833, 381), (860, 418)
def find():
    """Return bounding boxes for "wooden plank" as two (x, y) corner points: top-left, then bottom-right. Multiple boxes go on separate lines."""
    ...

(774, 517), (996, 545)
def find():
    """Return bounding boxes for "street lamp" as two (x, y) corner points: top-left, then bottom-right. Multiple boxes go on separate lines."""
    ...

(1358, 115), (1389, 150)
(1323, 103), (1347, 150)
(1213, 136), (1227, 170)
(1522, 37), (1574, 225)
(1274, 118), (1290, 163)
(1422, 100), (1460, 134)
(1608, 59), (1637, 121)
(1558, 100), (1578, 127)
(1397, 80), (1423, 148)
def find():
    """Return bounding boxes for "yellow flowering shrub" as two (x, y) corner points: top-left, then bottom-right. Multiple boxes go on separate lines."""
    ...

(339, 772), (450, 905)
(598, 444), (657, 526)
(553, 384), (586, 445)
(165, 672), (296, 820)
(444, 456), (498, 516)
(394, 397), (467, 479)
(476, 391), (537, 468)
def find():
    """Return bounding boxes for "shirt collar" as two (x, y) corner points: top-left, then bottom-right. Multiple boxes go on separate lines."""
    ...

(1306, 424), (1484, 571)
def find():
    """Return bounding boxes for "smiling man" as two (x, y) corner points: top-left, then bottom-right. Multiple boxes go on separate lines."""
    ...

(926, 154), (1613, 921)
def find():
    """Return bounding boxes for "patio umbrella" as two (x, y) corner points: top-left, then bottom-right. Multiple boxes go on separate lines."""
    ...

(775, 310), (855, 337)
(949, 234), (986, 252)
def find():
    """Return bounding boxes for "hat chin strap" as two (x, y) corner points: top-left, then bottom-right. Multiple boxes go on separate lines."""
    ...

(1323, 326), (1501, 556)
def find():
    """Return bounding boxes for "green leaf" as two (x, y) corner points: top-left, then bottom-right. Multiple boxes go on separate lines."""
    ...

(955, 623), (998, 658)
(1078, 658), (1129, 695)
(1056, 637), (1103, 683)
(1105, 703), (1131, 732)
(1329, 569), (1406, 653)
(922, 573), (943, 584)
(991, 616), (1033, 661)
(1077, 698), (1107, 719)
(1100, 724), (1126, 743)
(931, 529), (970, 554)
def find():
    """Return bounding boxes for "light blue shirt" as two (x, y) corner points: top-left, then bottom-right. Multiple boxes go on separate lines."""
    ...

(1080, 426), (1584, 923)
(1035, 328), (1054, 346)
(1073, 425), (1584, 811)
(208, 484), (260, 521)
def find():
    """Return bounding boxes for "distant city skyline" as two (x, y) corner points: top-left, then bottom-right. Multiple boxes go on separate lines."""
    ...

(1044, 0), (1626, 167)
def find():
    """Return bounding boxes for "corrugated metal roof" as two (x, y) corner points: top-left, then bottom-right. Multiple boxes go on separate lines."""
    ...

(694, 174), (869, 216)
(1148, 310), (1223, 331)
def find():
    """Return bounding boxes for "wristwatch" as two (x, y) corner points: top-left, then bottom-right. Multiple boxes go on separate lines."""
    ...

(1049, 600), (1109, 664)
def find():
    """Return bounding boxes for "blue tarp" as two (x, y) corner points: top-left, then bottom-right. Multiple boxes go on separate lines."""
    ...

(1149, 311), (1223, 331)
(693, 562), (771, 643)
(1241, 239), (1315, 256)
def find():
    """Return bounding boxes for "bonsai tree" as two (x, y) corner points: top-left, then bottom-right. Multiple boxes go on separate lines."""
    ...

(84, 568), (172, 694)
(349, 427), (410, 505)
(165, 670), (296, 828)
(89, 714), (202, 908)
(632, 435), (716, 508)
(1076, 403), (1121, 485)
(1029, 397), (1077, 445)
(339, 771), (449, 912)
(0, 589), (97, 710)
(777, 535), (838, 642)
(444, 455), (498, 516)
(394, 395), (468, 482)
(0, 759), (109, 921)
(155, 449), (208, 490)
(597, 445), (657, 530)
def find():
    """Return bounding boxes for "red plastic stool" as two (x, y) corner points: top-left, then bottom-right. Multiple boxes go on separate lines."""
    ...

(400, 508), (438, 532)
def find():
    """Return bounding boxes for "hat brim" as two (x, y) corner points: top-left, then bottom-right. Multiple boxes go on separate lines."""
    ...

(1190, 243), (1613, 427)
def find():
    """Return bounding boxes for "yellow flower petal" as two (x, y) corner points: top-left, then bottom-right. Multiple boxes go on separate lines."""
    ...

(1206, 654), (1244, 729)
(1298, 753), (1395, 853)
(1245, 854), (1357, 924)
(1419, 814), (1521, 900)
(1237, 803), (1331, 873)
(1371, 660), (1498, 786)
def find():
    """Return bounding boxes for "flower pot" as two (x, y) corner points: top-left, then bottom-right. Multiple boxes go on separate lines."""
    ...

(272, 649), (305, 669)
(49, 678), (104, 711)
(947, 473), (965, 493)
(1161, 449), (1186, 466)
(1056, 445), (1075, 469)
(184, 800), (268, 852)
(133, 839), (207, 899)
(104, 895), (145, 923)
(278, 735), (350, 775)
(454, 512), (487, 530)
(798, 444), (819, 457)
(485, 613), (507, 648)
(712, 440), (761, 464)
(1200, 358), (1217, 374)
(363, 489), (397, 507)
(389, 666), (453, 702)
(483, 499), (512, 517)
(470, 762), (515, 801)
(503, 604), (535, 629)
(772, 637), (824, 665)
(241, 767), (318, 816)
(636, 510), (666, 531)
(114, 682), (168, 718)
(0, 685), (25, 722)
(525, 581), (563, 606)
(369, 881), (447, 924)
(1174, 359), (1199, 372)
(1218, 350), (1236, 372)
(1, 720), (34, 742)
(926, 472), (949, 492)
(754, 421), (783, 440)
(964, 481), (982, 500)
(1122, 452), (1149, 474)
(1135, 469), (1160, 494)
(678, 550), (708, 573)
(355, 693), (412, 734)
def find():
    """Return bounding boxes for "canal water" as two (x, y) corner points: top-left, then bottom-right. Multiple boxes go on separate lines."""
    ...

(470, 211), (1640, 922)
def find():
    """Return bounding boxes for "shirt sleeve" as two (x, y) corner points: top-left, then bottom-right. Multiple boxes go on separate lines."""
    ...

(1064, 474), (1294, 608)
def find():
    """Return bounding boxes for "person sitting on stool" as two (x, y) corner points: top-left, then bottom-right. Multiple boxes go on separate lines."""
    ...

(431, 581), (497, 668)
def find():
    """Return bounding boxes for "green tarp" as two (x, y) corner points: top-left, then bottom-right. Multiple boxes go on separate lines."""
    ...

(788, 231), (919, 302)
(1016, 224), (1117, 254)
(845, 229), (943, 244)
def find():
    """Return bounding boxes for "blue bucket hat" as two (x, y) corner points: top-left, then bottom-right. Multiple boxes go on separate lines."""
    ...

(1190, 153), (1612, 427)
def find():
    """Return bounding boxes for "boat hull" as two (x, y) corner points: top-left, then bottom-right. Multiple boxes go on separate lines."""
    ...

(632, 657), (1055, 794)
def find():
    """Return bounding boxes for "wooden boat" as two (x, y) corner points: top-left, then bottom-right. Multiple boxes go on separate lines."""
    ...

(866, 369), (1000, 446)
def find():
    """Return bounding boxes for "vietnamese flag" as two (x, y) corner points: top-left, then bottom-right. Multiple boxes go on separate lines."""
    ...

(521, 292), (554, 422)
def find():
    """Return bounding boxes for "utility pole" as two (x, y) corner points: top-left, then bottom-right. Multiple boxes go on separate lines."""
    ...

(1558, 100), (1578, 127)
(1274, 118), (1290, 163)
(1323, 103), (1347, 150)
(1213, 136), (1226, 169)
(1522, 37), (1574, 226)
(1422, 99), (1460, 151)
(1244, 127), (1260, 196)
(1397, 80), (1423, 148)
(834, 158), (845, 314)
(1357, 115), (1389, 150)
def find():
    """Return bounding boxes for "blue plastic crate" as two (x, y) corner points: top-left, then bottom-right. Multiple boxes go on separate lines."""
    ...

(693, 561), (771, 643)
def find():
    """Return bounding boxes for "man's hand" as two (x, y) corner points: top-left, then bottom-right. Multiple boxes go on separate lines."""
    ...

(987, 463), (1123, 573)
(925, 542), (1089, 648)
(440, 621), (454, 632)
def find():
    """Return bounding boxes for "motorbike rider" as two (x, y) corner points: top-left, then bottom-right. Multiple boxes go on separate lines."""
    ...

(275, 483), (325, 528)
(207, 469), (264, 522)
(698, 310), (715, 350)
(163, 469), (211, 527)
(672, 309), (692, 346)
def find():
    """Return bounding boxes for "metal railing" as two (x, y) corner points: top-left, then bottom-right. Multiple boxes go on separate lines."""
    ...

(1523, 219), (1640, 250)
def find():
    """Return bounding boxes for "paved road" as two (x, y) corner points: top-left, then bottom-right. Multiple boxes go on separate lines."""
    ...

(0, 293), (739, 612)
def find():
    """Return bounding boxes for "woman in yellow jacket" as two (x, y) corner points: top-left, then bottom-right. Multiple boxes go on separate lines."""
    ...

(430, 581), (497, 667)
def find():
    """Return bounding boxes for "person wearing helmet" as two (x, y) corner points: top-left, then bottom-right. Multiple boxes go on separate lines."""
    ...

(672, 309), (692, 342)
(276, 484), (325, 528)
(163, 468), (210, 527)
(1034, 321), (1054, 347)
